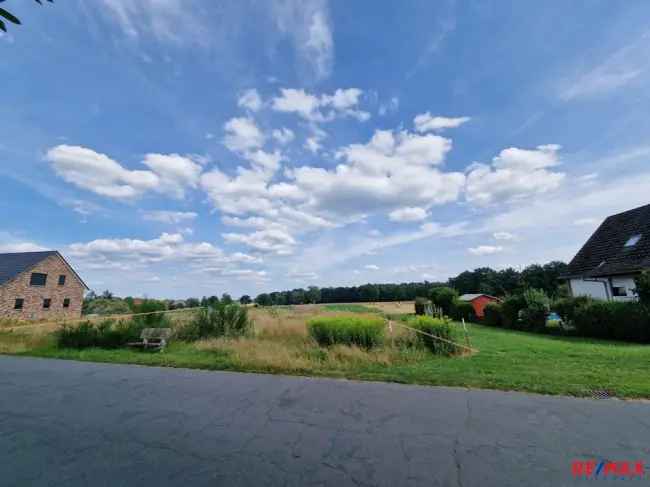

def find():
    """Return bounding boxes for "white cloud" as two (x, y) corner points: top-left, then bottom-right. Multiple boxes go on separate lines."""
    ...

(272, 127), (295, 145)
(304, 137), (322, 154)
(290, 129), (465, 216)
(468, 245), (504, 256)
(493, 231), (515, 241)
(414, 113), (471, 132)
(559, 34), (650, 101)
(0, 242), (49, 253)
(46, 145), (159, 199)
(223, 117), (265, 153)
(465, 144), (565, 206)
(141, 153), (203, 198)
(271, 0), (333, 80)
(97, 0), (208, 46)
(141, 210), (198, 224)
(47, 145), (203, 200)
(271, 88), (369, 123)
(364, 264), (380, 271)
(388, 207), (429, 222)
(223, 228), (296, 255)
(238, 89), (263, 112)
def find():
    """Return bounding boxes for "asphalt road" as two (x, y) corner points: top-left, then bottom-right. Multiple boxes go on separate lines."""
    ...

(1, 356), (649, 486)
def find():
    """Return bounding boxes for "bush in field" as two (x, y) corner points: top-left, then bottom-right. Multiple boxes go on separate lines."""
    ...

(407, 316), (459, 355)
(56, 319), (144, 349)
(175, 303), (252, 341)
(430, 287), (458, 315)
(131, 299), (169, 327)
(500, 294), (528, 329)
(520, 288), (550, 332)
(82, 298), (131, 316)
(483, 303), (503, 327)
(634, 271), (650, 305)
(552, 296), (592, 325)
(450, 301), (477, 322)
(307, 315), (385, 349)
(414, 297), (431, 316)
(573, 301), (650, 342)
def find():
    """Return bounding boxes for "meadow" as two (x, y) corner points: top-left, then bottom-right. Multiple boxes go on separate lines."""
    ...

(2, 302), (650, 398)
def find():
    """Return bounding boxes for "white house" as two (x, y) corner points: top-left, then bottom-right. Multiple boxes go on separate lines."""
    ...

(565, 203), (650, 301)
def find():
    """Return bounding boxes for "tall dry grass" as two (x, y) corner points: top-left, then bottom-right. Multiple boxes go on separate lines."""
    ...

(194, 305), (426, 373)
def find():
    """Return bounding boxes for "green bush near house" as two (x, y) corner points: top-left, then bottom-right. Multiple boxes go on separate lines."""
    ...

(82, 299), (131, 316)
(131, 300), (169, 327)
(175, 304), (252, 341)
(406, 316), (460, 355)
(429, 287), (458, 316)
(501, 294), (528, 329)
(634, 271), (650, 305)
(483, 303), (503, 327)
(573, 301), (650, 342)
(519, 288), (550, 332)
(307, 315), (385, 348)
(450, 301), (477, 323)
(552, 296), (593, 325)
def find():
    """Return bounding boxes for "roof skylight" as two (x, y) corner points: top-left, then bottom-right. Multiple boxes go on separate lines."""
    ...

(624, 234), (642, 247)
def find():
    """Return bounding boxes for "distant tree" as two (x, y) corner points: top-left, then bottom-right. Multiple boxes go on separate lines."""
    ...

(306, 286), (321, 304)
(430, 286), (458, 315)
(255, 293), (272, 306)
(0, 0), (53, 33)
(85, 290), (97, 301)
(221, 293), (233, 305)
(101, 289), (114, 300)
(206, 295), (220, 307)
(185, 297), (200, 308)
(359, 283), (379, 302)
(123, 296), (135, 310)
(239, 295), (252, 305)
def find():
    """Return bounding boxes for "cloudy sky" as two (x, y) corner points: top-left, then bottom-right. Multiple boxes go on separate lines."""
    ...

(2, 1), (650, 298)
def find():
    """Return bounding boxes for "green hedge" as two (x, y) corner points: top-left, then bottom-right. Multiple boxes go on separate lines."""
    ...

(573, 301), (650, 342)
(501, 294), (527, 329)
(307, 316), (385, 348)
(407, 316), (459, 355)
(450, 301), (477, 322)
(552, 296), (592, 325)
(483, 303), (503, 327)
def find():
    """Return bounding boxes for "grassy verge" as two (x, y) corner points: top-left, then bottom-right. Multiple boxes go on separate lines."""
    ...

(2, 305), (650, 398)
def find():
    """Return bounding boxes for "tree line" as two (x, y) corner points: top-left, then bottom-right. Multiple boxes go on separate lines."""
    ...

(254, 261), (569, 306)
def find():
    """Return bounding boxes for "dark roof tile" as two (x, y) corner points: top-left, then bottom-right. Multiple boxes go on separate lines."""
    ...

(567, 203), (650, 277)
(0, 251), (58, 286)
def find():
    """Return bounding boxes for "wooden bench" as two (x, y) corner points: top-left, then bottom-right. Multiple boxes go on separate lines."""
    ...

(128, 328), (172, 351)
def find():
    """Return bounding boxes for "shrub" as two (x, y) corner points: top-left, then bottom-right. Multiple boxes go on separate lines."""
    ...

(520, 288), (550, 332)
(634, 271), (650, 305)
(500, 294), (528, 329)
(414, 297), (431, 316)
(82, 298), (131, 316)
(407, 316), (459, 355)
(175, 303), (252, 341)
(483, 303), (503, 327)
(573, 301), (650, 342)
(131, 299), (169, 327)
(429, 287), (458, 315)
(56, 319), (143, 349)
(307, 315), (385, 348)
(450, 301), (477, 322)
(553, 296), (593, 325)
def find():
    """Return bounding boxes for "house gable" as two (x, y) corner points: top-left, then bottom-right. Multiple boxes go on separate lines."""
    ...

(566, 203), (650, 278)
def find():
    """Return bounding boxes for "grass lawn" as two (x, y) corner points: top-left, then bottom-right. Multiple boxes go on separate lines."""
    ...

(2, 304), (650, 398)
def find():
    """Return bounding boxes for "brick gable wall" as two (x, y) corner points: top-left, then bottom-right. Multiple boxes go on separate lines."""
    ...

(0, 255), (85, 320)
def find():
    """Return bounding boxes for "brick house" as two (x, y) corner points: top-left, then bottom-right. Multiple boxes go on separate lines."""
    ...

(0, 251), (88, 320)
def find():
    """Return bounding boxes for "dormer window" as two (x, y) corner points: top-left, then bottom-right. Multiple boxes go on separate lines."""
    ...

(624, 234), (642, 247)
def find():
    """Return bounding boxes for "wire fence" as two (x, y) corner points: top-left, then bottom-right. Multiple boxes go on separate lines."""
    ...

(387, 319), (479, 354)
(2, 306), (205, 332)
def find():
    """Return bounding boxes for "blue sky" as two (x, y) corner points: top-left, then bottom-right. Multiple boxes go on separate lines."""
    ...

(2, 1), (650, 298)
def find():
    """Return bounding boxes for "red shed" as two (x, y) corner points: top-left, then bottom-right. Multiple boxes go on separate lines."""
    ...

(458, 294), (500, 318)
